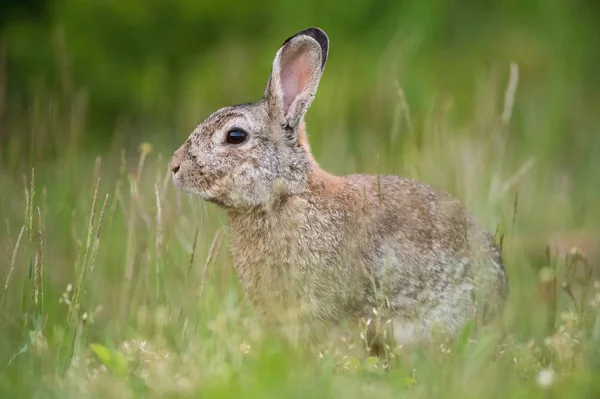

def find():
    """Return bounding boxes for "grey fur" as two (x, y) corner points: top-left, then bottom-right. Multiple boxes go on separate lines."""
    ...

(170, 27), (508, 345)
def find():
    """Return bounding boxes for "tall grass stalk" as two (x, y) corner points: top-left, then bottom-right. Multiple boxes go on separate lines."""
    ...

(88, 194), (109, 273)
(198, 230), (223, 306)
(71, 177), (100, 316)
(61, 176), (106, 372)
(28, 168), (35, 245)
(0, 225), (25, 309)
(155, 183), (164, 302)
(36, 207), (44, 316)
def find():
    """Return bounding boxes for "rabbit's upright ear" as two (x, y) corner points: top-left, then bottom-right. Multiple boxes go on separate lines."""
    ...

(265, 27), (329, 132)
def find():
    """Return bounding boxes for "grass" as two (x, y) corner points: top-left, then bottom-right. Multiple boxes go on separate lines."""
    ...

(2, 33), (600, 399)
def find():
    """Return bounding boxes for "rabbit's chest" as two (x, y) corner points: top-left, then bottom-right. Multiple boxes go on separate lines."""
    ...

(228, 207), (361, 320)
(230, 214), (336, 291)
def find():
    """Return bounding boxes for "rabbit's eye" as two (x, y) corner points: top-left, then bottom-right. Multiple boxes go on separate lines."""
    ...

(226, 129), (248, 145)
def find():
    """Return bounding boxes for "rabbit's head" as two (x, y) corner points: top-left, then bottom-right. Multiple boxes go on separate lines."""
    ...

(170, 28), (329, 209)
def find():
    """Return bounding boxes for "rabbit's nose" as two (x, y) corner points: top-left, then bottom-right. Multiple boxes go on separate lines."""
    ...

(169, 157), (182, 174)
(170, 141), (190, 174)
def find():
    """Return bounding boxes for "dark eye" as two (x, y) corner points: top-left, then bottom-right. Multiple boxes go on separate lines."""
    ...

(226, 129), (248, 145)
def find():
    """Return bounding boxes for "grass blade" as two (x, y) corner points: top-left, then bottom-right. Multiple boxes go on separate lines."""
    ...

(1, 225), (25, 309)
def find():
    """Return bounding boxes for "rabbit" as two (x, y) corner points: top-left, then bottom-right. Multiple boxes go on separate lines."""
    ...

(170, 27), (508, 346)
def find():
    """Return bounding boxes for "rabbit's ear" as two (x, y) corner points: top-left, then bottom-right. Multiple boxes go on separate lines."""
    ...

(265, 27), (328, 132)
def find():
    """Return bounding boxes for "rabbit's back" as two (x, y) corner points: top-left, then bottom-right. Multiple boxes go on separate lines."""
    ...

(346, 174), (507, 340)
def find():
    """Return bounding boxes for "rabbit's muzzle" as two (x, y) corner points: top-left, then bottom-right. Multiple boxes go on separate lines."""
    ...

(170, 140), (189, 176)
(170, 140), (202, 193)
(169, 140), (226, 204)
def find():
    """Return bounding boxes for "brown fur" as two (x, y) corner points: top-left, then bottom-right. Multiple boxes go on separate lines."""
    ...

(170, 28), (508, 345)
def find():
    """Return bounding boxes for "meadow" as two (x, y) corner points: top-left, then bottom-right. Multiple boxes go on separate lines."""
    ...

(1, 1), (600, 397)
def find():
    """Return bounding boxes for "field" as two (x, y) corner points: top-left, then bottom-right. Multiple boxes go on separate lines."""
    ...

(1, 1), (600, 397)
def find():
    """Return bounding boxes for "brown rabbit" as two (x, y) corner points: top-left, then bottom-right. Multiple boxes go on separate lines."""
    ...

(170, 27), (508, 345)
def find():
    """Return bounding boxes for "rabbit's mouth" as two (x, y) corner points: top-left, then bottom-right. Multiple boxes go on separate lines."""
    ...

(173, 174), (210, 198)
(172, 167), (233, 205)
(172, 165), (206, 195)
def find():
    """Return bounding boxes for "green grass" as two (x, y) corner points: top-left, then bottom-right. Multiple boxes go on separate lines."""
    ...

(2, 5), (600, 396)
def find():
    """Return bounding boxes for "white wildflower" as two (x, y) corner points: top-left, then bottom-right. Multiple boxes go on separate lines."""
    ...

(536, 368), (554, 388)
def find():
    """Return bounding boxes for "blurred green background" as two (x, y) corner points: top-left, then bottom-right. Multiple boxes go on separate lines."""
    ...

(3, 0), (599, 232)
(1, 0), (600, 397)
(2, 0), (600, 164)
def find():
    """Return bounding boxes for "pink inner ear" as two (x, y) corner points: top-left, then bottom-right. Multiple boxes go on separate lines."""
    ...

(279, 48), (313, 112)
